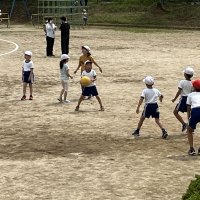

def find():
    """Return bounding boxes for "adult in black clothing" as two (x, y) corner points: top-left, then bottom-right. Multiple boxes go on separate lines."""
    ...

(80, 0), (88, 6)
(59, 16), (70, 54)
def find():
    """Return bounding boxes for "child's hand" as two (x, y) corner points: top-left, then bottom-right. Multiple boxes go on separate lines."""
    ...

(28, 76), (31, 81)
(70, 76), (73, 79)
(171, 99), (175, 103)
(99, 67), (103, 73)
(74, 70), (77, 74)
(136, 108), (140, 114)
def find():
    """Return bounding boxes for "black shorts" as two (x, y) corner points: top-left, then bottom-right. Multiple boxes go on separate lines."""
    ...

(142, 103), (160, 119)
(23, 71), (34, 84)
(175, 96), (187, 113)
(189, 107), (200, 130)
(82, 86), (98, 97)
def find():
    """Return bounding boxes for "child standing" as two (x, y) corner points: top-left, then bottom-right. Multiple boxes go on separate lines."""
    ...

(75, 60), (104, 111)
(21, 51), (34, 100)
(172, 67), (194, 132)
(186, 79), (200, 155)
(74, 46), (102, 74)
(58, 54), (73, 103)
(132, 76), (168, 139)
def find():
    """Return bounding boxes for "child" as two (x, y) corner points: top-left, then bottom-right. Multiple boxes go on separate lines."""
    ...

(74, 46), (102, 74)
(75, 60), (104, 111)
(58, 54), (73, 103)
(21, 51), (34, 100)
(186, 79), (200, 155)
(172, 67), (194, 132)
(132, 76), (168, 139)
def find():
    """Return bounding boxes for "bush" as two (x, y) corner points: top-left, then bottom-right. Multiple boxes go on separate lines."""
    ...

(182, 175), (200, 200)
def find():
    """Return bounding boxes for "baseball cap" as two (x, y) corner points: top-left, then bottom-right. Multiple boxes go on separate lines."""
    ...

(192, 80), (200, 90)
(82, 45), (91, 52)
(84, 60), (92, 65)
(184, 67), (194, 76)
(143, 76), (154, 85)
(61, 54), (70, 60)
(24, 51), (32, 56)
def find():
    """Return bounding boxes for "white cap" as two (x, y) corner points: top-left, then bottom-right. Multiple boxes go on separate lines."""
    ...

(61, 54), (70, 60)
(184, 67), (194, 76)
(82, 45), (91, 52)
(24, 51), (32, 56)
(84, 60), (92, 65)
(143, 76), (154, 85)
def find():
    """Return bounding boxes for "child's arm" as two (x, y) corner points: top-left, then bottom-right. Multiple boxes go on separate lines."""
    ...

(187, 105), (191, 120)
(28, 68), (33, 81)
(172, 88), (182, 102)
(91, 75), (97, 82)
(93, 60), (102, 73)
(159, 94), (164, 102)
(74, 62), (81, 74)
(66, 69), (73, 79)
(136, 97), (144, 114)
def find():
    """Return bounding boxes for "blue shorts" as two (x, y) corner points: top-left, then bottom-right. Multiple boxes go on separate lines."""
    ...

(189, 107), (200, 130)
(142, 103), (160, 119)
(82, 86), (98, 97)
(175, 96), (187, 113)
(23, 71), (34, 84)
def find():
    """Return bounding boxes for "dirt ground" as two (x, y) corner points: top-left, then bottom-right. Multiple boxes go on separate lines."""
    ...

(0, 25), (200, 200)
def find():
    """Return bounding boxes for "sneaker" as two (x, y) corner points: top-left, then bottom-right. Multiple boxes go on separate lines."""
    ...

(132, 129), (140, 137)
(29, 95), (33, 100)
(182, 123), (187, 132)
(100, 106), (105, 111)
(188, 147), (196, 156)
(162, 129), (168, 139)
(63, 99), (70, 103)
(21, 95), (26, 100)
(57, 98), (62, 102)
(75, 106), (79, 111)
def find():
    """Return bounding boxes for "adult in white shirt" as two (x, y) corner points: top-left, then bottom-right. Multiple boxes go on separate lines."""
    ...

(45, 17), (56, 57)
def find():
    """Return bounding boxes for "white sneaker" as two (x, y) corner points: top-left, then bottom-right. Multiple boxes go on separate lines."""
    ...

(63, 99), (70, 103)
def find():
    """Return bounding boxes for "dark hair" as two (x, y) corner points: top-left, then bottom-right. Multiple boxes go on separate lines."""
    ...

(60, 16), (66, 21)
(60, 59), (67, 69)
(47, 17), (53, 22)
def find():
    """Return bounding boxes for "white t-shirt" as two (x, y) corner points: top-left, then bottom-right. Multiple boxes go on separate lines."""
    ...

(60, 64), (69, 81)
(178, 80), (193, 96)
(46, 23), (56, 38)
(22, 60), (34, 72)
(141, 88), (162, 104)
(82, 69), (96, 87)
(186, 92), (200, 109)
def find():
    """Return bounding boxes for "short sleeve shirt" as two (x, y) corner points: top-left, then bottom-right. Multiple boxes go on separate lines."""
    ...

(178, 80), (193, 96)
(82, 69), (96, 87)
(22, 60), (34, 72)
(187, 92), (200, 109)
(46, 23), (56, 38)
(60, 64), (69, 80)
(141, 88), (162, 104)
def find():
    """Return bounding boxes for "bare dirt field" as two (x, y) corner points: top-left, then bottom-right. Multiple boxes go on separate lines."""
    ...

(0, 25), (200, 200)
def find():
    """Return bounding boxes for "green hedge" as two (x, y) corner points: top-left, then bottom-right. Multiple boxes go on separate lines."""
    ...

(183, 175), (200, 200)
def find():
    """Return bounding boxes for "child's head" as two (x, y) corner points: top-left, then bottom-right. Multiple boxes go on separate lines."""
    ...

(84, 60), (92, 72)
(82, 45), (91, 56)
(184, 67), (194, 79)
(143, 76), (154, 88)
(60, 54), (70, 69)
(48, 17), (53, 23)
(24, 51), (32, 61)
(192, 79), (200, 92)
(60, 16), (66, 22)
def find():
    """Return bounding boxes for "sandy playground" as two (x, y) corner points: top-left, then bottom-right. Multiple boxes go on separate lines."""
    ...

(0, 25), (200, 200)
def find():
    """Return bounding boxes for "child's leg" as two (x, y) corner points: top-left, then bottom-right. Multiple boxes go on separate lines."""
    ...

(187, 127), (194, 148)
(59, 89), (64, 101)
(63, 81), (68, 101)
(64, 91), (68, 101)
(29, 83), (33, 96)
(95, 95), (103, 108)
(23, 83), (27, 96)
(173, 109), (185, 125)
(137, 116), (145, 130)
(155, 118), (164, 130)
(76, 95), (84, 107)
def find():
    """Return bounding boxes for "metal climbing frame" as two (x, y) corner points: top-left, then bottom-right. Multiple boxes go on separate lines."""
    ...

(34, 0), (88, 27)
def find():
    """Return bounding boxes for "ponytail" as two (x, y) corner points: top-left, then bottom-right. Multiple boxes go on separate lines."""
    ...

(60, 60), (63, 69)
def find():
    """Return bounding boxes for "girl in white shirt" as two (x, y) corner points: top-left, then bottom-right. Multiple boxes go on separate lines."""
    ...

(58, 54), (73, 103)
(45, 17), (56, 57)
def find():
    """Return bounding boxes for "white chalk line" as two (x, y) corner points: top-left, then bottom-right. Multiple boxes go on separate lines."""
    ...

(0, 38), (19, 57)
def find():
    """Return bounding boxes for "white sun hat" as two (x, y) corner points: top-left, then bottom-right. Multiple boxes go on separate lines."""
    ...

(24, 51), (32, 56)
(61, 54), (70, 60)
(184, 67), (194, 76)
(82, 45), (91, 52)
(84, 60), (92, 65)
(143, 76), (154, 85)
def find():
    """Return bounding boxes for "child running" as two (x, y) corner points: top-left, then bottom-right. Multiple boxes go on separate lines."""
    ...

(58, 54), (73, 103)
(132, 76), (168, 139)
(75, 60), (104, 111)
(186, 79), (200, 155)
(172, 67), (194, 132)
(21, 51), (34, 100)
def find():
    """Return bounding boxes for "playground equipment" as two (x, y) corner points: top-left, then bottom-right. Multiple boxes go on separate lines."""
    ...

(32, 0), (88, 27)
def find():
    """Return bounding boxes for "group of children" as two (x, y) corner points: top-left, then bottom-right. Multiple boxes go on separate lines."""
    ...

(21, 45), (104, 111)
(132, 67), (200, 156)
(21, 46), (200, 156)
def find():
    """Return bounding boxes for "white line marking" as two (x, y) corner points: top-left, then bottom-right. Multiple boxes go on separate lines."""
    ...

(0, 39), (19, 57)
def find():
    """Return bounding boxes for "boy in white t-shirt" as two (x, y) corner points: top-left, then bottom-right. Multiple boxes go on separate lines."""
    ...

(75, 60), (104, 111)
(132, 76), (168, 139)
(21, 51), (34, 100)
(172, 67), (194, 132)
(186, 80), (200, 155)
